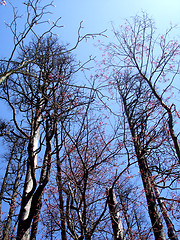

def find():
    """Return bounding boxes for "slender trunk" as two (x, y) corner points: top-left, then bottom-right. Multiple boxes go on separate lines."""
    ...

(0, 143), (17, 217)
(56, 169), (67, 240)
(153, 186), (178, 240)
(118, 195), (133, 239)
(107, 187), (124, 240)
(142, 74), (180, 163)
(134, 209), (144, 240)
(55, 124), (67, 240)
(3, 160), (21, 240)
(121, 95), (166, 240)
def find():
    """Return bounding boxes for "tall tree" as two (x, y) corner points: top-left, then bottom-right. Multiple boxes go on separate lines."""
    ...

(41, 100), (124, 239)
(100, 13), (180, 239)
(0, 35), (81, 239)
(106, 13), (180, 163)
(116, 72), (166, 239)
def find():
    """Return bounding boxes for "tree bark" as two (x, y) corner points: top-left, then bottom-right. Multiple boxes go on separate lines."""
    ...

(153, 186), (179, 240)
(137, 154), (166, 240)
(120, 93), (166, 240)
(17, 118), (53, 240)
(2, 160), (21, 240)
(107, 187), (124, 240)
(55, 124), (67, 240)
(16, 104), (42, 240)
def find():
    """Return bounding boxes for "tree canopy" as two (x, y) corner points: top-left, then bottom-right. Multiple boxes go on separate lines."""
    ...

(0, 1), (180, 240)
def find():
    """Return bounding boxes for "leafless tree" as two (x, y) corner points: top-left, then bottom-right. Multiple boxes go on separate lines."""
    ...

(0, 0), (106, 85)
(100, 13), (180, 239)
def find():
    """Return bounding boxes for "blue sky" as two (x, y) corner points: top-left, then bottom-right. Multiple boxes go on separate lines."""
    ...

(0, 1), (180, 237)
(0, 0), (180, 119)
(54, 0), (180, 61)
(1, 0), (180, 59)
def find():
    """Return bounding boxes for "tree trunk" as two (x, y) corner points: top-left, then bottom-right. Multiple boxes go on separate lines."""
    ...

(55, 124), (67, 240)
(16, 105), (41, 240)
(17, 118), (53, 240)
(107, 187), (124, 240)
(118, 194), (133, 239)
(2, 160), (21, 240)
(16, 138), (38, 240)
(137, 154), (166, 240)
(29, 193), (42, 240)
(0, 143), (17, 217)
(120, 94), (166, 240)
(153, 186), (179, 240)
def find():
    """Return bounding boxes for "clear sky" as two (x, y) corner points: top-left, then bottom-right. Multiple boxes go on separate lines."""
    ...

(56, 0), (180, 33)
(54, 0), (180, 59)
(0, 0), (180, 118)
(1, 0), (180, 58)
(1, 0), (180, 56)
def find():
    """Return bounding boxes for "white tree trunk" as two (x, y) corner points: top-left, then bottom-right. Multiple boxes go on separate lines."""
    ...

(17, 107), (41, 240)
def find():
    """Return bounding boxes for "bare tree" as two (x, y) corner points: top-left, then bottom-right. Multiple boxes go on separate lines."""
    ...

(115, 72), (166, 239)
(0, 0), (106, 85)
(100, 13), (180, 239)
(107, 13), (180, 163)
(0, 34), (85, 239)
(0, 135), (26, 240)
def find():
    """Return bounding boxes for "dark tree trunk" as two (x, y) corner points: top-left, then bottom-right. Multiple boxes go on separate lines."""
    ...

(120, 92), (166, 240)
(153, 186), (179, 240)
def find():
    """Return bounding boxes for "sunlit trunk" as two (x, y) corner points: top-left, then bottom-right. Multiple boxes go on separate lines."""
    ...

(107, 187), (124, 240)
(16, 104), (41, 240)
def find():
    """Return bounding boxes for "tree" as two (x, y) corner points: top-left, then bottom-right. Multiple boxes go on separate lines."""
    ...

(0, 133), (26, 240)
(100, 13), (180, 239)
(0, 34), (84, 239)
(40, 99), (125, 239)
(0, 0), (105, 85)
(0, 1), (109, 238)
(106, 13), (180, 163)
(116, 72), (166, 239)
